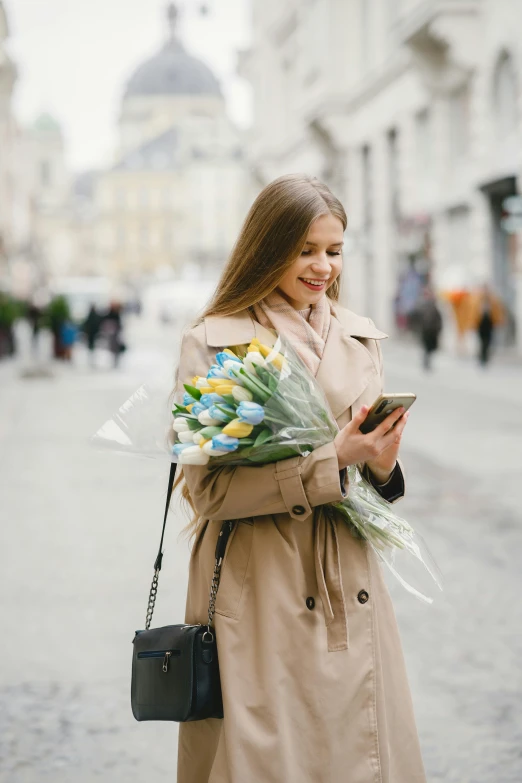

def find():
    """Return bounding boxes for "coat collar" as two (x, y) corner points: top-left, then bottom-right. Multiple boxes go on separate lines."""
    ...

(204, 305), (387, 347)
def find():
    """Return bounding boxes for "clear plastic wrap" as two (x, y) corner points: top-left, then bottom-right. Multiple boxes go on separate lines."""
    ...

(92, 334), (442, 603)
(92, 384), (174, 460)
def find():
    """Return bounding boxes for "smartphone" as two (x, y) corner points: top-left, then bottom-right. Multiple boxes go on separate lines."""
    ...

(359, 393), (417, 434)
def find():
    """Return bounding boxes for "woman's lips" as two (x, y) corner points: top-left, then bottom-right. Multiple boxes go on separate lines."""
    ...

(299, 278), (327, 291)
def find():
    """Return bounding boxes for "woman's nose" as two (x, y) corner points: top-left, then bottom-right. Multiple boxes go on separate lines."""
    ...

(311, 254), (332, 274)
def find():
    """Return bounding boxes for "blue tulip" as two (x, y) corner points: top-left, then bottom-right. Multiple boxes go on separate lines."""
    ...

(237, 401), (265, 425)
(211, 434), (239, 452)
(224, 365), (241, 380)
(207, 365), (227, 379)
(172, 443), (193, 456)
(215, 351), (242, 368)
(200, 393), (226, 408)
(190, 402), (206, 417)
(183, 392), (197, 406)
(208, 404), (236, 422)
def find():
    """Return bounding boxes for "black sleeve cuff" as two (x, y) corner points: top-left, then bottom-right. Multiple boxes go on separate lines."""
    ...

(339, 468), (348, 498)
(363, 461), (405, 503)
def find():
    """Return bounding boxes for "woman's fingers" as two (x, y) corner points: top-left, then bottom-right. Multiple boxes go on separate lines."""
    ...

(380, 410), (409, 447)
(352, 405), (369, 428)
(373, 407), (405, 438)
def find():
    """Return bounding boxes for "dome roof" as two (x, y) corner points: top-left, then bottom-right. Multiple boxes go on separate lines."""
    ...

(124, 38), (222, 100)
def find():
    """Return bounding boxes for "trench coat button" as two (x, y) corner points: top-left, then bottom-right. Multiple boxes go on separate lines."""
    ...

(306, 596), (315, 610)
(292, 505), (306, 516)
(357, 590), (369, 604)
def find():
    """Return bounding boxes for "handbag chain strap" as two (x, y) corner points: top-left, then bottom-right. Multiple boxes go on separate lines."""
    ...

(144, 462), (234, 633)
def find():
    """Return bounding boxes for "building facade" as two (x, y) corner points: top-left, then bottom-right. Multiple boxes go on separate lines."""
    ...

(0, 2), (36, 296)
(95, 4), (248, 286)
(243, 0), (522, 352)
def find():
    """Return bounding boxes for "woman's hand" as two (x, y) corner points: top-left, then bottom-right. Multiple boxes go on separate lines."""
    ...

(334, 405), (410, 478)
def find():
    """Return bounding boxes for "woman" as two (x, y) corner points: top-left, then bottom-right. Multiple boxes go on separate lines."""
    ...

(174, 174), (426, 783)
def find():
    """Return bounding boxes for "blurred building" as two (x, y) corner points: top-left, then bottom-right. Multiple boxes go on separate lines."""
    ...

(243, 0), (522, 353)
(24, 114), (76, 282)
(0, 1), (79, 297)
(94, 3), (248, 285)
(0, 1), (35, 295)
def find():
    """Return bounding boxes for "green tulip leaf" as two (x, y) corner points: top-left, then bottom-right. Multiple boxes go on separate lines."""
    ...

(183, 384), (202, 401)
(253, 428), (273, 448)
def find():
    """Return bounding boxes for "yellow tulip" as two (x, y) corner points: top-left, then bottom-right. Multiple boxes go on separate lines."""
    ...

(207, 378), (228, 388)
(222, 419), (254, 438)
(186, 403), (194, 413)
(223, 348), (239, 358)
(192, 376), (200, 386)
(199, 439), (210, 449)
(257, 343), (272, 358)
(250, 338), (260, 346)
(199, 386), (214, 394)
(257, 342), (285, 370)
(212, 384), (236, 395)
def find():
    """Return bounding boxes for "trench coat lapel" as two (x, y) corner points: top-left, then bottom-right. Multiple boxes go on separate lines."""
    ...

(205, 312), (277, 349)
(316, 309), (387, 420)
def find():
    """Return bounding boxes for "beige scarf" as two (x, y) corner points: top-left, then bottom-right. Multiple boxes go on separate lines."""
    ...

(252, 290), (331, 376)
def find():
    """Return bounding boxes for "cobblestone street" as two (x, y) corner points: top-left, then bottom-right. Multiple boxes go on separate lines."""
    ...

(1, 318), (521, 782)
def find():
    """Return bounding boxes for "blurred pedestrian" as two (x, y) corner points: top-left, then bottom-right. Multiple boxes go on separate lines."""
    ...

(60, 319), (78, 362)
(465, 284), (505, 366)
(82, 304), (102, 367)
(26, 302), (42, 357)
(416, 286), (443, 371)
(101, 301), (126, 368)
(46, 295), (71, 360)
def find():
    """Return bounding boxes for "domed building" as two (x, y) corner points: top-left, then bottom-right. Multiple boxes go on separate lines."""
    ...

(95, 4), (248, 284)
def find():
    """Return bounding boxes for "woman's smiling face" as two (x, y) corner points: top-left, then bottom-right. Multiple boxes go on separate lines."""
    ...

(276, 213), (344, 309)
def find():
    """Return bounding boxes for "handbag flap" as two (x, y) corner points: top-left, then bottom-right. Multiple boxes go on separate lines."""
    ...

(132, 624), (200, 721)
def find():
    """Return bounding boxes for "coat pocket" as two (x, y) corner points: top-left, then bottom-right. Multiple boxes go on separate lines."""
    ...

(215, 519), (254, 620)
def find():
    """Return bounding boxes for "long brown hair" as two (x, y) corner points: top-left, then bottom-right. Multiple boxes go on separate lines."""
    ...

(175, 173), (347, 533)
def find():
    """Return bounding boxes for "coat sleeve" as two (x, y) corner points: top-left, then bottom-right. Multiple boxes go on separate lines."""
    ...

(175, 326), (346, 522)
(362, 326), (406, 504)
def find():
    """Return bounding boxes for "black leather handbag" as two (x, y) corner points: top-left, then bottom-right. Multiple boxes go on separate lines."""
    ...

(131, 462), (234, 722)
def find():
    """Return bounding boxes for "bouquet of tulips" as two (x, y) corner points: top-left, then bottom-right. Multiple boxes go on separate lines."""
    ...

(170, 335), (442, 604)
(171, 337), (338, 466)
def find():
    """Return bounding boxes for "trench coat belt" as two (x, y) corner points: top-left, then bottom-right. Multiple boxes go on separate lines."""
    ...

(314, 508), (349, 652)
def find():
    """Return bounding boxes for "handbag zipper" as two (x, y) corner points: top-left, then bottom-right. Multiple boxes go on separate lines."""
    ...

(137, 649), (180, 673)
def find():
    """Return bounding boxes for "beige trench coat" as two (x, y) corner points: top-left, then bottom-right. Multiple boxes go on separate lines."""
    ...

(175, 304), (426, 783)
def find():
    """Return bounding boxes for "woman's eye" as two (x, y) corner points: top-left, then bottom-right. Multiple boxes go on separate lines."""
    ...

(301, 250), (312, 256)
(327, 251), (341, 256)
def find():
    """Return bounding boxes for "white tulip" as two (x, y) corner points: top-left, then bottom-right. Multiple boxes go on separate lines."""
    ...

(193, 432), (205, 445)
(202, 441), (229, 456)
(198, 410), (222, 426)
(195, 377), (209, 389)
(178, 430), (196, 443)
(180, 446), (210, 465)
(232, 385), (253, 402)
(172, 417), (190, 433)
(222, 359), (240, 372)
(244, 351), (266, 374)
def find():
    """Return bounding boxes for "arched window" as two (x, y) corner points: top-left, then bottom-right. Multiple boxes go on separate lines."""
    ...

(493, 51), (518, 138)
